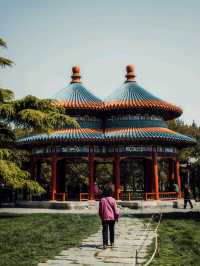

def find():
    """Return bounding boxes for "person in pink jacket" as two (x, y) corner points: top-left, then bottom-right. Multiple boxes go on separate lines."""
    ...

(99, 186), (119, 249)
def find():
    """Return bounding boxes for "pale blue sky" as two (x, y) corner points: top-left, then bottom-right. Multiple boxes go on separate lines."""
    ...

(1, 0), (200, 124)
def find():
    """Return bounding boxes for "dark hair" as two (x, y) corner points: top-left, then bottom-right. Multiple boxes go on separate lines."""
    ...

(102, 186), (113, 197)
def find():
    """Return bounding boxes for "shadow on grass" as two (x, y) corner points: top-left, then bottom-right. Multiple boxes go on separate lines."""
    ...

(0, 213), (23, 219)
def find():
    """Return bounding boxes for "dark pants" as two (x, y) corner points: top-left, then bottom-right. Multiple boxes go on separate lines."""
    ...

(102, 220), (115, 246)
(184, 198), (193, 209)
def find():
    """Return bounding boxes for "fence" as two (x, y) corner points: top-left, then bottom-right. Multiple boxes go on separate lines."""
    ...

(119, 191), (143, 201)
(35, 191), (183, 201)
(54, 192), (68, 201)
(145, 192), (179, 201)
(79, 193), (90, 201)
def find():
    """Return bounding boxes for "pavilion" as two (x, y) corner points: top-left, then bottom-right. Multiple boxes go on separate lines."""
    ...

(18, 65), (196, 201)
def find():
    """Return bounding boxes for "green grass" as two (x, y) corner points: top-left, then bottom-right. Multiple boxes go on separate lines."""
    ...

(0, 213), (100, 266)
(147, 215), (200, 266)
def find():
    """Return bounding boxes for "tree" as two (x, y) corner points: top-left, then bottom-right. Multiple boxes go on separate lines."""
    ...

(0, 90), (78, 135)
(167, 119), (200, 163)
(0, 38), (13, 67)
(0, 88), (79, 193)
(168, 119), (200, 189)
(0, 38), (78, 194)
(0, 108), (44, 192)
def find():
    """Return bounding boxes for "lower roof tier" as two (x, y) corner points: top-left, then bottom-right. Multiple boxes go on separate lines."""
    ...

(18, 127), (195, 147)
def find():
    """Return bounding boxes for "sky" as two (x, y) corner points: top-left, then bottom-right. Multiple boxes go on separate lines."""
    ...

(1, 0), (200, 124)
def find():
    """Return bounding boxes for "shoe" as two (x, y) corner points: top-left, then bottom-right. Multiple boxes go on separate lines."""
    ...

(103, 245), (107, 249)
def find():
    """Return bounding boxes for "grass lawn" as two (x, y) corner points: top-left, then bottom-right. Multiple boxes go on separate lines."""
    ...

(0, 213), (100, 266)
(147, 213), (200, 266)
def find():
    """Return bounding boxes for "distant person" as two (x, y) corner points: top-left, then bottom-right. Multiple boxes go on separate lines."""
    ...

(184, 185), (193, 209)
(99, 186), (119, 249)
(193, 186), (199, 202)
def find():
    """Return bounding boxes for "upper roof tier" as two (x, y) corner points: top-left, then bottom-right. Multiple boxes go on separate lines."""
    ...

(104, 65), (182, 120)
(53, 65), (182, 120)
(53, 66), (102, 110)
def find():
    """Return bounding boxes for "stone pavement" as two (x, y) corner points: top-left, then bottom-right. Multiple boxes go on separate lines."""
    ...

(38, 217), (155, 266)
(0, 204), (199, 215)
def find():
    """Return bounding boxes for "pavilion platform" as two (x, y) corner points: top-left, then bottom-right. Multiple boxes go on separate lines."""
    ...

(10, 199), (185, 210)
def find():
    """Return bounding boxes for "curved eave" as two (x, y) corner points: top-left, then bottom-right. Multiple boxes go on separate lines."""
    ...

(17, 127), (196, 148)
(104, 127), (196, 147)
(54, 100), (102, 110)
(17, 128), (103, 145)
(104, 100), (182, 120)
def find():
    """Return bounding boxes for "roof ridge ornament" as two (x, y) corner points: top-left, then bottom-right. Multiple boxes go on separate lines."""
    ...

(71, 66), (81, 83)
(125, 64), (136, 82)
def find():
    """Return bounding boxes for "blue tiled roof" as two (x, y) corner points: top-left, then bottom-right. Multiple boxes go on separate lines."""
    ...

(18, 127), (195, 145)
(104, 82), (182, 120)
(17, 65), (196, 148)
(104, 127), (195, 144)
(105, 82), (160, 102)
(18, 129), (102, 143)
(53, 83), (102, 109)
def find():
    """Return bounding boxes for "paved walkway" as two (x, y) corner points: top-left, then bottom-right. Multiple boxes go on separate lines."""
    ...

(0, 206), (198, 215)
(38, 217), (155, 266)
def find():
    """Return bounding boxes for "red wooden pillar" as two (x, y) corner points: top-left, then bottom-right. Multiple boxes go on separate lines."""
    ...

(88, 153), (95, 200)
(175, 159), (181, 198)
(152, 152), (159, 200)
(114, 154), (120, 200)
(51, 155), (57, 200)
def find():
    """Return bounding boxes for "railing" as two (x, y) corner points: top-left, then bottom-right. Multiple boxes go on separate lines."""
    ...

(119, 192), (132, 201)
(80, 193), (90, 201)
(80, 193), (103, 201)
(159, 192), (178, 200)
(133, 191), (144, 200)
(52, 191), (182, 201)
(94, 194), (101, 201)
(145, 192), (180, 201)
(119, 191), (144, 201)
(54, 192), (68, 201)
(145, 192), (157, 200)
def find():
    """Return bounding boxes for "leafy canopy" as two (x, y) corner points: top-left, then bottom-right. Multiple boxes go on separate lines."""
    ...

(0, 38), (13, 68)
(0, 91), (79, 135)
(0, 38), (78, 193)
